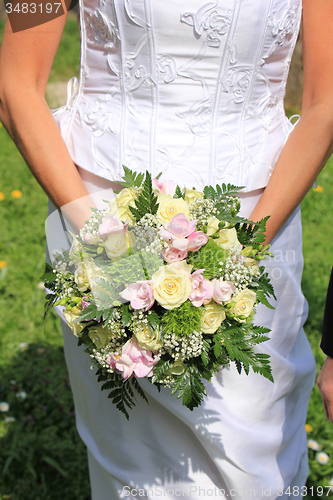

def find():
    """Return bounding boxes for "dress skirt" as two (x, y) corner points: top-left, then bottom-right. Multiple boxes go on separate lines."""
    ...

(48, 172), (316, 500)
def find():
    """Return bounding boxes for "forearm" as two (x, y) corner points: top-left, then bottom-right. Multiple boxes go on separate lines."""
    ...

(250, 103), (333, 243)
(0, 86), (93, 228)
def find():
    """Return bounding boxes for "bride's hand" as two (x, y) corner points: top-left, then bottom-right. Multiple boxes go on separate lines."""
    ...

(60, 195), (96, 234)
(317, 356), (333, 422)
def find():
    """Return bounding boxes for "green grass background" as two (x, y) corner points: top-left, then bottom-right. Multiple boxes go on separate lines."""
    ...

(0, 15), (333, 500)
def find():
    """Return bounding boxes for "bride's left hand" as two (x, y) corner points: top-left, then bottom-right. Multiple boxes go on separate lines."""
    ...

(317, 356), (333, 422)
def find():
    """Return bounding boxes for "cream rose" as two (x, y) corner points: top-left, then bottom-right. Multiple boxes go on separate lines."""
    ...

(206, 216), (220, 236)
(134, 326), (162, 351)
(165, 360), (186, 375)
(151, 263), (192, 310)
(104, 230), (135, 260)
(231, 289), (256, 319)
(201, 302), (226, 334)
(156, 195), (190, 224)
(88, 324), (111, 349)
(182, 188), (204, 204)
(216, 226), (242, 251)
(115, 188), (137, 222)
(74, 261), (90, 292)
(63, 308), (84, 337)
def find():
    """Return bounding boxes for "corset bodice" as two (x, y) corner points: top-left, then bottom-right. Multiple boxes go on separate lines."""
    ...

(53, 0), (302, 191)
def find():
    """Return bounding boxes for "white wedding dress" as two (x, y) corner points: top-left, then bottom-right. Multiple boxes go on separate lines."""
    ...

(50, 0), (316, 498)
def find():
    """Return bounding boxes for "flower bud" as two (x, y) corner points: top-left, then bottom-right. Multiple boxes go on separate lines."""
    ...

(241, 246), (253, 257)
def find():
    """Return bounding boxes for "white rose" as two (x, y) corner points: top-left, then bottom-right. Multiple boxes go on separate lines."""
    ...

(206, 216), (220, 236)
(104, 230), (135, 260)
(216, 227), (242, 251)
(88, 324), (111, 349)
(151, 263), (192, 310)
(134, 326), (162, 351)
(231, 289), (256, 319)
(63, 307), (84, 337)
(74, 261), (90, 292)
(115, 188), (137, 222)
(165, 360), (186, 375)
(156, 195), (190, 224)
(201, 302), (226, 334)
(182, 188), (204, 204)
(82, 260), (119, 304)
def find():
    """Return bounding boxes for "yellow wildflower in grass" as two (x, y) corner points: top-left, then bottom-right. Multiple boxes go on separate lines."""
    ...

(0, 261), (7, 269)
(11, 190), (22, 198)
(313, 185), (324, 192)
(0, 192), (5, 201)
(305, 424), (313, 433)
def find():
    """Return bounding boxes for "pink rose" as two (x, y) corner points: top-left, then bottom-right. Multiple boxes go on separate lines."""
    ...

(106, 339), (160, 380)
(212, 279), (236, 304)
(187, 231), (209, 252)
(98, 215), (128, 238)
(81, 297), (91, 310)
(152, 178), (177, 196)
(160, 213), (197, 242)
(162, 247), (188, 263)
(121, 281), (155, 310)
(189, 270), (213, 307)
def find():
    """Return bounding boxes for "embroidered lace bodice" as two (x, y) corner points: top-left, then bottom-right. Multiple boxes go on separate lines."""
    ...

(53, 0), (302, 191)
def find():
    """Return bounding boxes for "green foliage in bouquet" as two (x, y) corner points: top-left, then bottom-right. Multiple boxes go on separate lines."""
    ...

(187, 239), (228, 279)
(161, 302), (203, 337)
(128, 171), (159, 221)
(95, 251), (162, 286)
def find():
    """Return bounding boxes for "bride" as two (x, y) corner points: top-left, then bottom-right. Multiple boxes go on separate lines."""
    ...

(1, 0), (333, 498)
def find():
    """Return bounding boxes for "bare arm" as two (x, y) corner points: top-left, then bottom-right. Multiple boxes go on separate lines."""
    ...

(0, 6), (92, 229)
(317, 356), (333, 422)
(249, 0), (333, 243)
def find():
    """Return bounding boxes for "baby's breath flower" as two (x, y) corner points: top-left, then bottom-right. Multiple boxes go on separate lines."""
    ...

(162, 330), (203, 361)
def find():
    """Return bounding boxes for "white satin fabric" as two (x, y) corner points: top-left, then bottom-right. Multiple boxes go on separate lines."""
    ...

(54, 176), (316, 500)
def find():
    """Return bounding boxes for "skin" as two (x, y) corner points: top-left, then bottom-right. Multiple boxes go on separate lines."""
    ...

(1, 0), (333, 415)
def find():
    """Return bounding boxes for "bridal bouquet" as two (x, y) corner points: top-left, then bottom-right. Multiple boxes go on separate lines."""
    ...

(44, 167), (275, 418)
